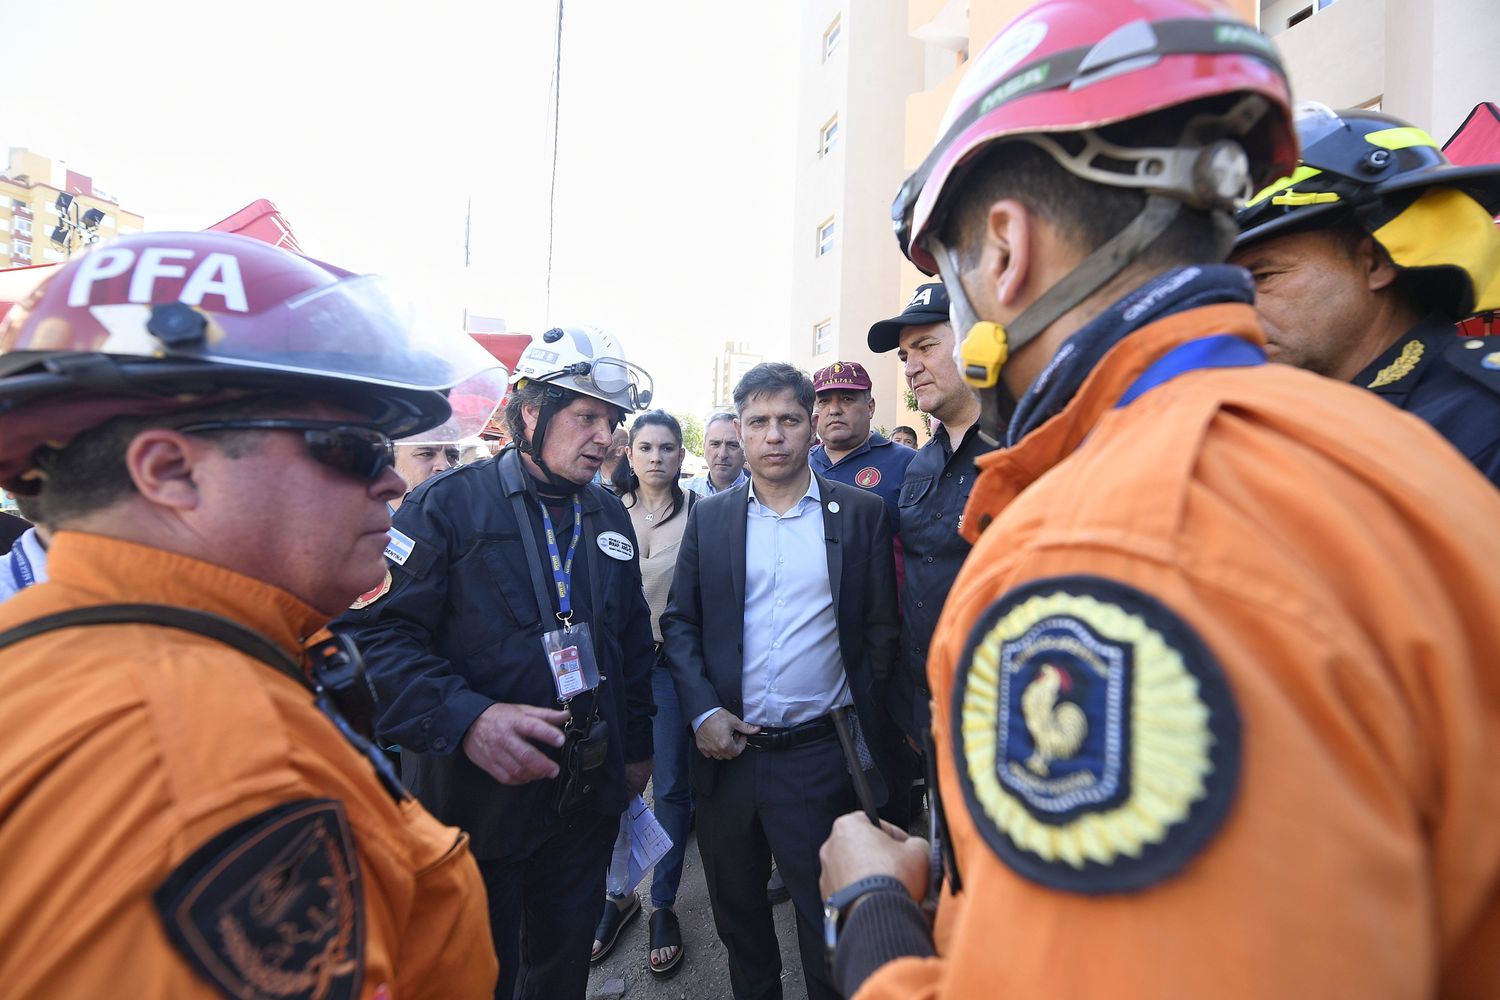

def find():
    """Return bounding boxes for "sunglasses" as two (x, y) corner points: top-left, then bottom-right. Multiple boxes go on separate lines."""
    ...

(174, 419), (396, 482)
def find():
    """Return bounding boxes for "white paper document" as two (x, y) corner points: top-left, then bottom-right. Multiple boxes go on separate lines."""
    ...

(623, 795), (673, 894)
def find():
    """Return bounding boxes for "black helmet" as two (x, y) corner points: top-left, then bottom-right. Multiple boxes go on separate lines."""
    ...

(1236, 104), (1500, 317)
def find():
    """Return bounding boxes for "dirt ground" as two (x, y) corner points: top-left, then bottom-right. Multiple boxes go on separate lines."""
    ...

(586, 789), (810, 1000)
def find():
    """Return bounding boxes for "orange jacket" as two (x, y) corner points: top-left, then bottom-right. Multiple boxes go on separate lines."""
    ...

(859, 304), (1500, 999)
(0, 533), (497, 999)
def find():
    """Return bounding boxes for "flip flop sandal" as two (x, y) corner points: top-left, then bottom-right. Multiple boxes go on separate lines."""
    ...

(591, 894), (640, 965)
(648, 907), (685, 979)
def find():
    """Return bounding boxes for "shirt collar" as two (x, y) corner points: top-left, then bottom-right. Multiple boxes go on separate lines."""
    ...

(746, 470), (820, 510)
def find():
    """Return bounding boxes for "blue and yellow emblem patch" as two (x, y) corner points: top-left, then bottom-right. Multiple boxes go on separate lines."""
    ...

(952, 576), (1239, 893)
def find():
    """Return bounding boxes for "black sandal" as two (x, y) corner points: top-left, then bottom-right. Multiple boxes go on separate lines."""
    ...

(591, 894), (640, 965)
(648, 907), (685, 978)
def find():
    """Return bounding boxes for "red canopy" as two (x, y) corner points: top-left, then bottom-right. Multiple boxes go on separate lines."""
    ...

(204, 198), (303, 254)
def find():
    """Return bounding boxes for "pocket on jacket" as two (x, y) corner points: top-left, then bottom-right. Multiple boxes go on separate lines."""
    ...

(898, 475), (933, 510)
(450, 539), (542, 648)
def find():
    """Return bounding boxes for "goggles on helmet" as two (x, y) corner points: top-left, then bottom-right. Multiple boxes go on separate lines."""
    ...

(527, 355), (655, 412)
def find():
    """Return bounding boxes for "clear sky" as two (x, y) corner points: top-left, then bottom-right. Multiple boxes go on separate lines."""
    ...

(1, 0), (799, 416)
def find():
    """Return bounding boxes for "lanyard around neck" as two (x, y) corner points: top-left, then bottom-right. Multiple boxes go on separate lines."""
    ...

(537, 495), (583, 624)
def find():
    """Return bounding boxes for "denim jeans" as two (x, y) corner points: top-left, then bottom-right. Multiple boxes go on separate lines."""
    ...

(649, 658), (694, 908)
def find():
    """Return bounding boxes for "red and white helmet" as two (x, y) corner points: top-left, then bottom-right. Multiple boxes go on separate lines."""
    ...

(894, 0), (1298, 275)
(0, 231), (504, 488)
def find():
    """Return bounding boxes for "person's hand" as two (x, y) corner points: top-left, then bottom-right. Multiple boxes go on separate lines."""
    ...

(695, 709), (760, 760)
(462, 702), (570, 785)
(819, 813), (929, 903)
(625, 757), (653, 797)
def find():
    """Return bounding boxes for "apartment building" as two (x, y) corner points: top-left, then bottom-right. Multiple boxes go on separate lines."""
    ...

(0, 148), (145, 268)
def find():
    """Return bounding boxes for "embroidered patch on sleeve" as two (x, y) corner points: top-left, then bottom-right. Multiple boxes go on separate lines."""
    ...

(154, 799), (365, 1000)
(951, 575), (1239, 894)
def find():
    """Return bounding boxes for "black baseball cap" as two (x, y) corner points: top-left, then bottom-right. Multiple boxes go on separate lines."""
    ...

(867, 283), (951, 353)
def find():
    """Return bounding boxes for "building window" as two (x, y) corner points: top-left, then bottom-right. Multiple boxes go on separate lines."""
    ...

(13, 240), (31, 260)
(817, 217), (836, 257)
(1287, 5), (1313, 27)
(13, 217), (31, 237)
(823, 16), (841, 60)
(819, 115), (840, 157)
(0, 218), (9, 233)
(814, 319), (833, 355)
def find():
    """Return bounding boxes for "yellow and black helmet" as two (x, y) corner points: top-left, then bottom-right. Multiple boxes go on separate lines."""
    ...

(1236, 103), (1500, 318)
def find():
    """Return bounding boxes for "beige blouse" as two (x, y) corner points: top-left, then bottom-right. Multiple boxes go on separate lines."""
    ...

(625, 491), (692, 643)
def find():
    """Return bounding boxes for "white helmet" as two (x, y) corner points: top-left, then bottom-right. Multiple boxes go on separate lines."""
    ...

(510, 325), (654, 413)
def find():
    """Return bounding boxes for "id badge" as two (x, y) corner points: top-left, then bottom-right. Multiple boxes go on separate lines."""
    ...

(541, 623), (602, 702)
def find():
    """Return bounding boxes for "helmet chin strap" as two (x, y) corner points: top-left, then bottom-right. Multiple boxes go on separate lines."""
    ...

(518, 386), (587, 496)
(928, 193), (1185, 444)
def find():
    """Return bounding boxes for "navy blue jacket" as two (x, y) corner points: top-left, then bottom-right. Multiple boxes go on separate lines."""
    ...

(810, 432), (916, 535)
(336, 447), (656, 861)
(892, 422), (995, 738)
(1355, 318), (1500, 488)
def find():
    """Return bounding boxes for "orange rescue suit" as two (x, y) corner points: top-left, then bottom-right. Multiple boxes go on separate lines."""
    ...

(0, 533), (497, 999)
(859, 305), (1500, 999)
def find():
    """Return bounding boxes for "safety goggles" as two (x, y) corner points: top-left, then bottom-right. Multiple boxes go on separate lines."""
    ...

(174, 419), (396, 482)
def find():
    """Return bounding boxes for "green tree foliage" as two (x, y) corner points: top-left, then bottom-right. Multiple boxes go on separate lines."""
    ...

(674, 411), (705, 457)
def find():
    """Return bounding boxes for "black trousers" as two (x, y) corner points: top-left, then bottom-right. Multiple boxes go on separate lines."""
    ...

(697, 734), (857, 1000)
(478, 809), (617, 1000)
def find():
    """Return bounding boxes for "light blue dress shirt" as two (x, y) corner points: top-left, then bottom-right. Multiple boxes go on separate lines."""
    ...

(685, 469), (748, 497)
(691, 473), (851, 731)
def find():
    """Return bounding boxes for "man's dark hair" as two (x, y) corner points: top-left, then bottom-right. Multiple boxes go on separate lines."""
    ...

(940, 103), (1237, 275)
(504, 382), (623, 455)
(732, 363), (815, 417)
(36, 393), (307, 524)
(503, 379), (557, 450)
(893, 424), (917, 438)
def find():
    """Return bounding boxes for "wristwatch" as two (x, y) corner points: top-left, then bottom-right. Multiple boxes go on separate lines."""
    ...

(823, 875), (911, 964)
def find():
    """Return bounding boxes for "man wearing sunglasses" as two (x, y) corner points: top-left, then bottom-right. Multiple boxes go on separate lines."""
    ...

(0, 232), (501, 998)
(339, 325), (659, 1000)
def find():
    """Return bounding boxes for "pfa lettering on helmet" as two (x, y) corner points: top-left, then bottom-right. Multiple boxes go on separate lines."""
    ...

(67, 245), (249, 313)
(951, 575), (1240, 894)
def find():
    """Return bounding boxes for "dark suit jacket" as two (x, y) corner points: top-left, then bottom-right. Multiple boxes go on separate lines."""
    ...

(661, 472), (898, 799)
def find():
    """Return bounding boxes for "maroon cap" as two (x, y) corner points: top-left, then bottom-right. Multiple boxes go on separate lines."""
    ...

(812, 360), (873, 393)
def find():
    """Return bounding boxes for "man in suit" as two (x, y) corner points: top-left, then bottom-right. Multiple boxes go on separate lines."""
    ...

(662, 362), (898, 1000)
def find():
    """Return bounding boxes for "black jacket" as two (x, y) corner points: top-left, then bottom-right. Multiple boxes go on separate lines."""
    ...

(1355, 317), (1500, 487)
(660, 473), (898, 798)
(893, 421), (995, 738)
(336, 447), (656, 861)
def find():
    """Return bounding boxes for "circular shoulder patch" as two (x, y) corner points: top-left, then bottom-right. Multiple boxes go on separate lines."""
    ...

(854, 467), (881, 488)
(350, 569), (392, 610)
(951, 575), (1239, 894)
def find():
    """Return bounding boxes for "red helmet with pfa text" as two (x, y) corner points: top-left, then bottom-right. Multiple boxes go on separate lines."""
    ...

(0, 231), (505, 490)
(894, 0), (1297, 275)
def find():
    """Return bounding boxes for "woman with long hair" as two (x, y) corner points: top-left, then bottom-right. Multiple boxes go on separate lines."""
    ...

(591, 409), (695, 978)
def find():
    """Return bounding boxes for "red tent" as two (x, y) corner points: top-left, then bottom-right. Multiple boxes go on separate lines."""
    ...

(1445, 103), (1500, 336)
